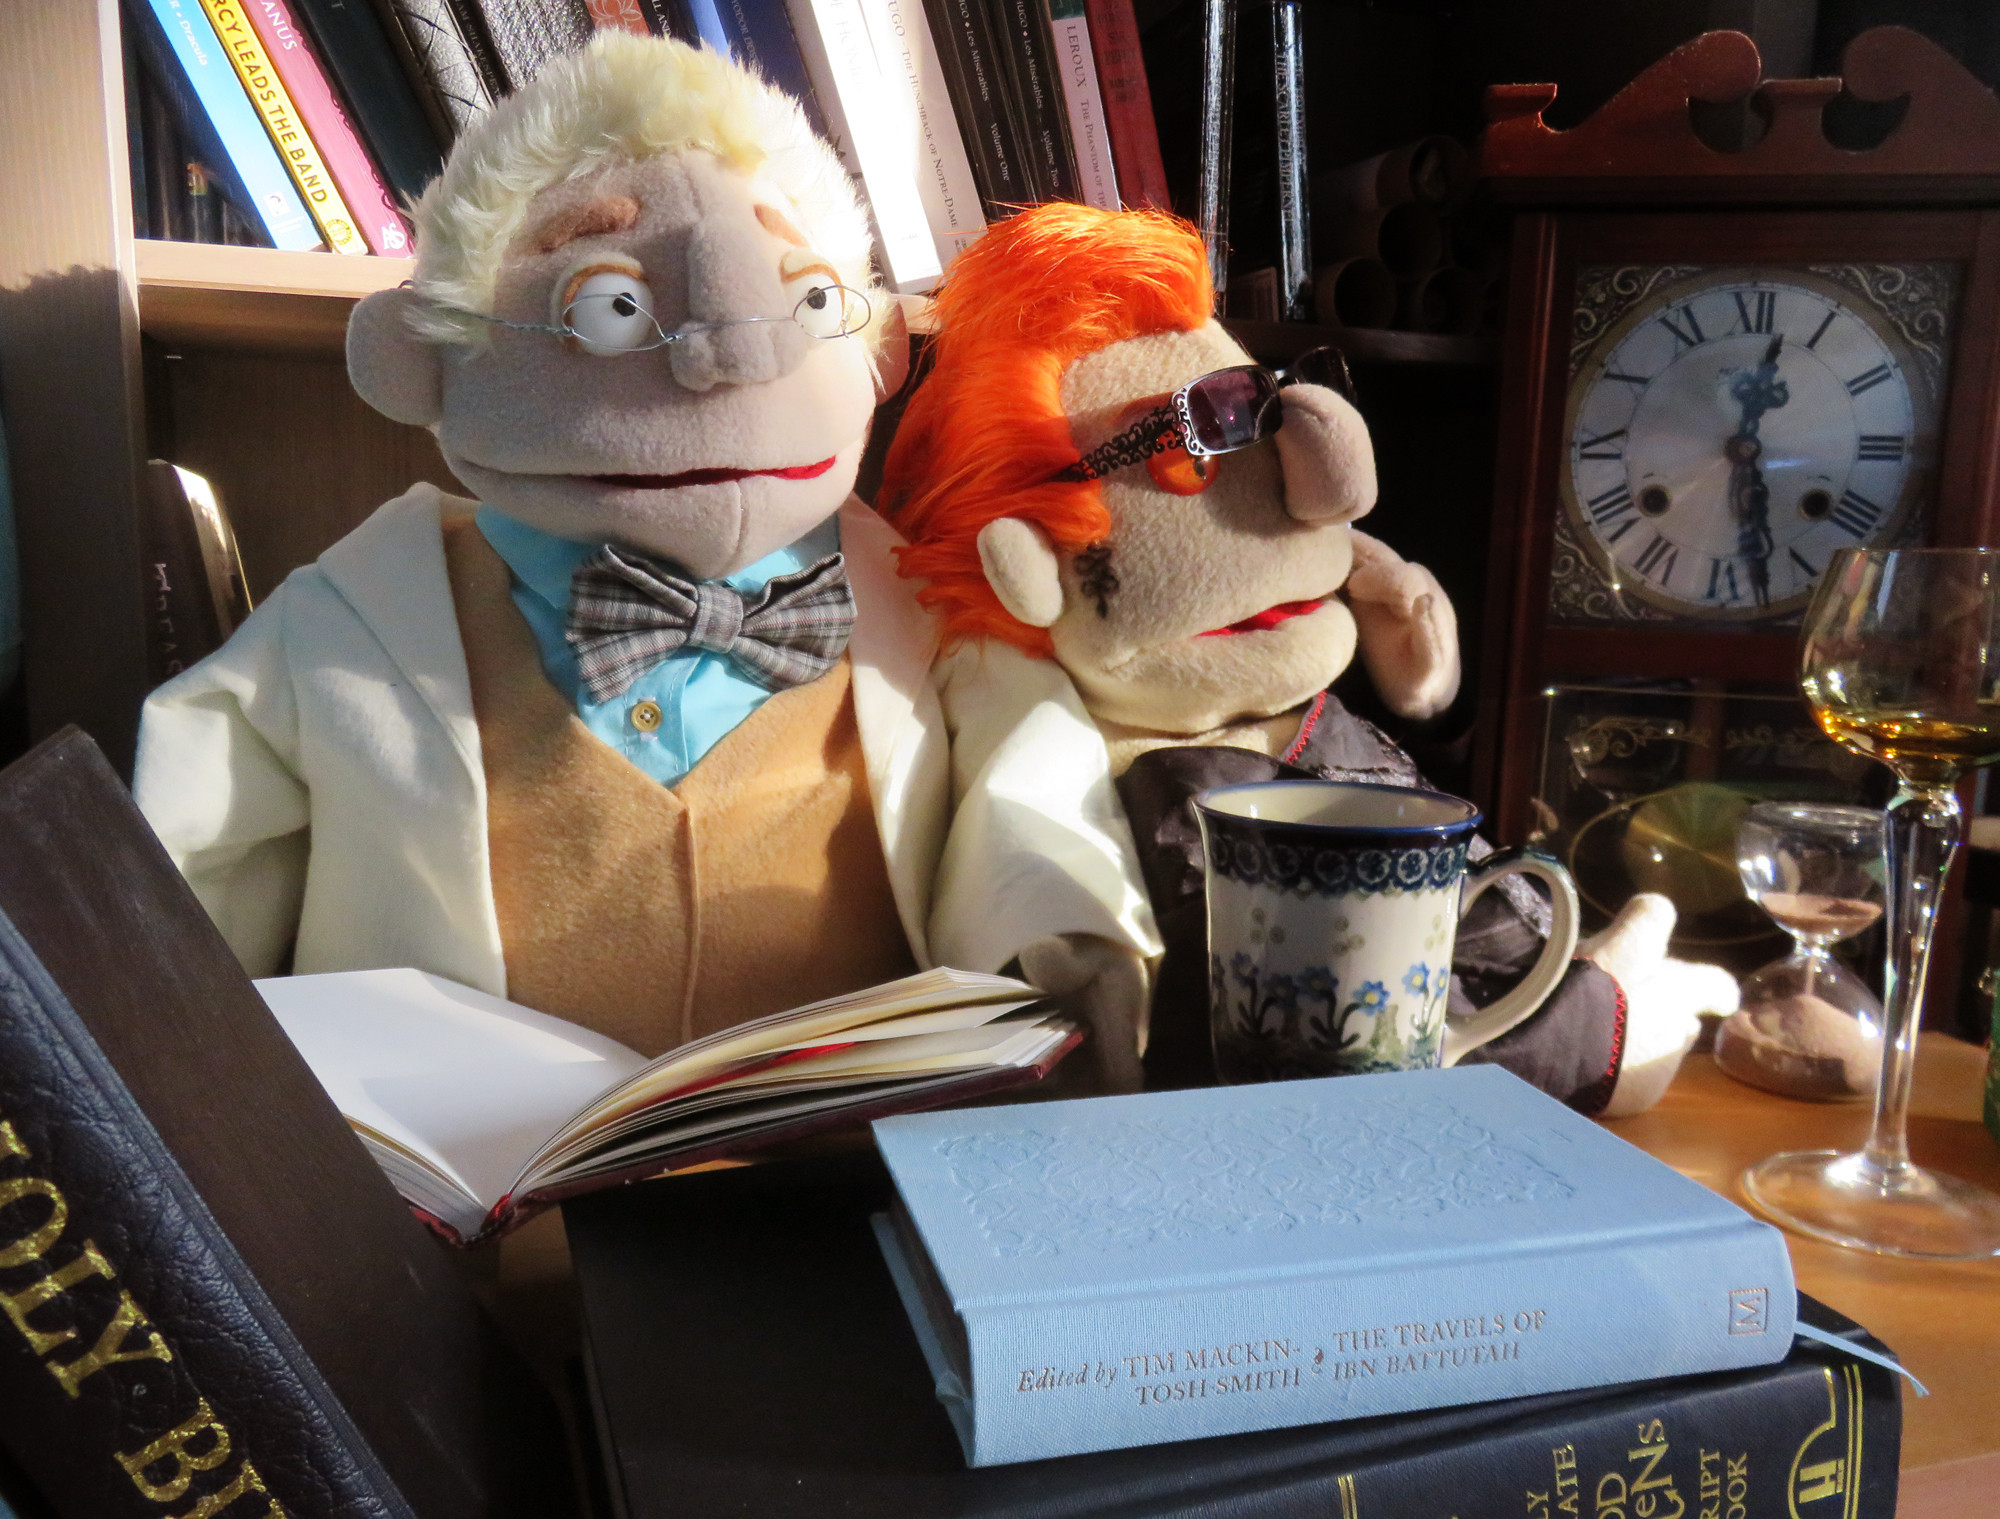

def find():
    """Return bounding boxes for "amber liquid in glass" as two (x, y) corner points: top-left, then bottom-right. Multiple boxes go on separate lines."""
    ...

(1809, 707), (2000, 785)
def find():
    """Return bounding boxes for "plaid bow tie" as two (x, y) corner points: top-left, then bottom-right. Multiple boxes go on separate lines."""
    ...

(565, 546), (855, 704)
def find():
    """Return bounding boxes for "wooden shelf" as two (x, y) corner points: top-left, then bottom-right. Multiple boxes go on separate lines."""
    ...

(135, 240), (413, 353)
(1222, 317), (1495, 368)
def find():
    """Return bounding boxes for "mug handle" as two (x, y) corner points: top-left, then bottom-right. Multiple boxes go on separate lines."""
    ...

(1440, 845), (1581, 1067)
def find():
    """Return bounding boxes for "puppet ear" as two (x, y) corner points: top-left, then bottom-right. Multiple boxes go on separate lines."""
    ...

(347, 286), (444, 427)
(977, 518), (1065, 629)
(872, 298), (913, 404)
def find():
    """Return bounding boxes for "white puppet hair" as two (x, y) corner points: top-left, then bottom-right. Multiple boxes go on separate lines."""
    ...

(407, 32), (880, 344)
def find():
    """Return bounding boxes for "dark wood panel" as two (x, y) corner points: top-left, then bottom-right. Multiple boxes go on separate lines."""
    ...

(1537, 628), (1801, 683)
(0, 0), (149, 774)
(161, 351), (463, 600)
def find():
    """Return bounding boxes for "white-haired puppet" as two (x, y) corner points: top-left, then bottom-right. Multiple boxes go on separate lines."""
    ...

(133, 34), (1143, 1064)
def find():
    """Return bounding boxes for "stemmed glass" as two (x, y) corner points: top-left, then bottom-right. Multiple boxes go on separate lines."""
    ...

(1742, 547), (2000, 1258)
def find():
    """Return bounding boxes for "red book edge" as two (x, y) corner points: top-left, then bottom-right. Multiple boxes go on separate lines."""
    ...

(1079, 0), (1170, 210)
(413, 1025), (1085, 1247)
(241, 0), (414, 254)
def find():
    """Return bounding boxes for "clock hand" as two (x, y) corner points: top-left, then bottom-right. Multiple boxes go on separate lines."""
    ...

(1726, 336), (1789, 607)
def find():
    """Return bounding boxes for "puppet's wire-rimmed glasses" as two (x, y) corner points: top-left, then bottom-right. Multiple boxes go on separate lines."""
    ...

(415, 282), (873, 352)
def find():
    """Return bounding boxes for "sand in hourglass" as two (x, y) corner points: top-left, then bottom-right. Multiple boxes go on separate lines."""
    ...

(1719, 888), (1884, 1101)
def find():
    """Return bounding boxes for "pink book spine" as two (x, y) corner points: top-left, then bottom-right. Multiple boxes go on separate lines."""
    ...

(242, 0), (413, 256)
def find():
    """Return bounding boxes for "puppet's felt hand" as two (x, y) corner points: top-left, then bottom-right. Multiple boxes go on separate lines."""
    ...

(1344, 530), (1460, 722)
(1581, 894), (1741, 1117)
(1017, 933), (1151, 1094)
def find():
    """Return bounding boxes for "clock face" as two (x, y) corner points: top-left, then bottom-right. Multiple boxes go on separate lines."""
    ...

(1560, 269), (1937, 620)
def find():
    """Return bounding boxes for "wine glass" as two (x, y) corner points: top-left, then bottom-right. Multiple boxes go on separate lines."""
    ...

(1742, 547), (2000, 1258)
(1717, 802), (1885, 1102)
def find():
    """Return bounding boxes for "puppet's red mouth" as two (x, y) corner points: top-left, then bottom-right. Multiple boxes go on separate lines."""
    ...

(589, 456), (839, 490)
(1198, 597), (1327, 637)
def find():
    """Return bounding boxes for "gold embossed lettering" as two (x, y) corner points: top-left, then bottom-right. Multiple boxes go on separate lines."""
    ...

(46, 1288), (173, 1396)
(119, 1399), (233, 1502)
(0, 1241), (115, 1354)
(168, 1456), (288, 1517)
(0, 1119), (28, 1160)
(0, 1175), (67, 1268)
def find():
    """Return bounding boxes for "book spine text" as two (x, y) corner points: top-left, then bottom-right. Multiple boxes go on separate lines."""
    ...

(243, 0), (413, 254)
(130, 0), (322, 249)
(962, 1230), (1798, 1465)
(875, 0), (988, 271)
(1045, 0), (1115, 210)
(197, 0), (371, 253)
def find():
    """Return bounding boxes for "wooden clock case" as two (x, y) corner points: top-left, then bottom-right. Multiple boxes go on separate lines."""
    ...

(1469, 27), (2000, 1008)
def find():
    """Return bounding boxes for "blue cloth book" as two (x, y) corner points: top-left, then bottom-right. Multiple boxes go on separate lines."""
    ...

(125, 0), (320, 250)
(871, 1065), (1797, 1466)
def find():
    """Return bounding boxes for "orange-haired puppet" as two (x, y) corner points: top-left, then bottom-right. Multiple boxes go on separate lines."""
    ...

(884, 203), (1738, 1109)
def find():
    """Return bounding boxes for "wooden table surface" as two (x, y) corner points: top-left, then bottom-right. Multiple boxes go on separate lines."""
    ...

(1605, 1035), (2000, 1519)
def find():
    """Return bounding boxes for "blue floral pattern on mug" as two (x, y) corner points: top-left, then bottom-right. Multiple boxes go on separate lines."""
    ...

(1203, 826), (1470, 899)
(1209, 954), (1451, 1081)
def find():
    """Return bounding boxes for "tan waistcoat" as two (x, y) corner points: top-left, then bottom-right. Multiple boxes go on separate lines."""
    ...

(442, 519), (916, 1057)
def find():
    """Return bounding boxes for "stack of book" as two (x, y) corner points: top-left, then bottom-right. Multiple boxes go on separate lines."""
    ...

(122, 0), (1172, 290)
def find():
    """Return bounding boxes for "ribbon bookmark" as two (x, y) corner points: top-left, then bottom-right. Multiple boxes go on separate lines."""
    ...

(1793, 1320), (1928, 1396)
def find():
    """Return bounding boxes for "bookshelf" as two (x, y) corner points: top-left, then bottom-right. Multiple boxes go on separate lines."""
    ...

(0, 0), (453, 772)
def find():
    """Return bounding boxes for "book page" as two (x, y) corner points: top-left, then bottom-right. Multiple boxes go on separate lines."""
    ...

(259, 969), (648, 1215)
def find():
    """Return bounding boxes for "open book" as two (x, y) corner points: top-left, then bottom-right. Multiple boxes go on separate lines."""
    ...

(259, 967), (1076, 1245)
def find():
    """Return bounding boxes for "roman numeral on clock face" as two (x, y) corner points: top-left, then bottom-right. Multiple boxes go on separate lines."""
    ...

(1632, 534), (1678, 585)
(1577, 428), (1627, 460)
(1846, 363), (1894, 396)
(1790, 547), (1821, 580)
(1706, 557), (1740, 601)
(1856, 434), (1906, 461)
(1658, 307), (1706, 349)
(1586, 483), (1637, 536)
(1829, 489), (1884, 538)
(1732, 290), (1776, 334)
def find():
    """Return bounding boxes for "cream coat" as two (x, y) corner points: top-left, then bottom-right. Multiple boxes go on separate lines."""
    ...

(134, 484), (1161, 999)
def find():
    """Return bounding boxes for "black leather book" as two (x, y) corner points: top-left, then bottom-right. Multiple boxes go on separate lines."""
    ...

(291, 0), (448, 201)
(988, 0), (1076, 202)
(369, 0), (500, 133)
(924, 0), (1033, 219)
(464, 0), (595, 89)
(0, 731), (575, 1519)
(566, 1148), (1901, 1519)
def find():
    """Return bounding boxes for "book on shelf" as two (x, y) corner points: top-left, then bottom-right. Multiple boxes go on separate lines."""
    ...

(242, 0), (415, 254)
(667, 0), (832, 142)
(875, 0), (988, 270)
(1080, 0), (1167, 208)
(991, 0), (1078, 203)
(141, 461), (253, 688)
(924, 0), (1033, 220)
(260, 964), (1079, 1246)
(459, 0), (596, 91)
(1046, 0), (1118, 210)
(564, 1146), (1901, 1518)
(122, 0), (322, 249)
(872, 1065), (1797, 1466)
(0, 729), (576, 1519)
(290, 0), (447, 201)
(197, 0), (374, 253)
(369, 0), (499, 134)
(784, 0), (945, 290)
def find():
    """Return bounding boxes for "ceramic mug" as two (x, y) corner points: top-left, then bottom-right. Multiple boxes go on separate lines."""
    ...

(1194, 780), (1580, 1084)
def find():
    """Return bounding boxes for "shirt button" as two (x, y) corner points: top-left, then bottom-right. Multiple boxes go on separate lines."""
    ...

(629, 699), (664, 733)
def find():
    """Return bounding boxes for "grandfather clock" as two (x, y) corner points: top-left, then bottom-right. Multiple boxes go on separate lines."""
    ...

(1470, 28), (2000, 997)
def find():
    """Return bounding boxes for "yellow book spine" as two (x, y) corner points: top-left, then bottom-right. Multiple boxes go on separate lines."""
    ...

(196, 0), (369, 256)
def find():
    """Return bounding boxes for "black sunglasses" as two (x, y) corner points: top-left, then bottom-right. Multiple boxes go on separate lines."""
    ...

(1054, 345), (1357, 484)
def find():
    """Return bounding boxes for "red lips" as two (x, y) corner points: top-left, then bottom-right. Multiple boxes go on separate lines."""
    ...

(590, 456), (839, 490)
(1198, 597), (1326, 637)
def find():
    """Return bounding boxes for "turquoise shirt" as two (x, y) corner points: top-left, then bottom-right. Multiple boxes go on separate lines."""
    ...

(475, 507), (841, 788)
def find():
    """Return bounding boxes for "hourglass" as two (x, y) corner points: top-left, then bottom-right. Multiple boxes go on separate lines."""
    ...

(1715, 801), (1886, 1102)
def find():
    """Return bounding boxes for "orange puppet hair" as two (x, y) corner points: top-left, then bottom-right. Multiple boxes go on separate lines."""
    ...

(879, 202), (1213, 657)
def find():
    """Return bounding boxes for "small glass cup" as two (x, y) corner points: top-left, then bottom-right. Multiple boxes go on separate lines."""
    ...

(1716, 802), (1885, 1101)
